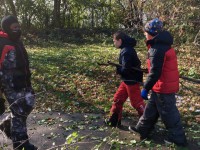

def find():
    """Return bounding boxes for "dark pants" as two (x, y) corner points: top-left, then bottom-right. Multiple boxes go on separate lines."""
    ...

(136, 91), (187, 144)
(2, 87), (35, 145)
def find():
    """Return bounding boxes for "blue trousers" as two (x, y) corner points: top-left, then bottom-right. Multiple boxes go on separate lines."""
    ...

(136, 91), (187, 145)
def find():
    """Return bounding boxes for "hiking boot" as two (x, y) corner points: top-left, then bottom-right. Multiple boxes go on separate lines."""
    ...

(0, 116), (11, 138)
(128, 126), (149, 140)
(0, 98), (6, 115)
(164, 138), (188, 147)
(104, 112), (121, 127)
(23, 143), (38, 150)
(104, 118), (121, 127)
(13, 142), (38, 150)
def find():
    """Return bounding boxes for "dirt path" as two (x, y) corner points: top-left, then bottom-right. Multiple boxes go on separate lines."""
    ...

(0, 111), (199, 150)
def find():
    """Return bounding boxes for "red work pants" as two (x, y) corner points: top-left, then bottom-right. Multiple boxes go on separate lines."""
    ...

(110, 82), (145, 121)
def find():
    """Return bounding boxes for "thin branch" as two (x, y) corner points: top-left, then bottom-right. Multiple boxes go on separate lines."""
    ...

(193, 30), (200, 46)
(180, 81), (200, 95)
(0, 90), (47, 118)
(180, 75), (200, 84)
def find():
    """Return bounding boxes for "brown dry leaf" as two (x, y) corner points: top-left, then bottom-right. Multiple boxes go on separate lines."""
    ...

(195, 115), (200, 123)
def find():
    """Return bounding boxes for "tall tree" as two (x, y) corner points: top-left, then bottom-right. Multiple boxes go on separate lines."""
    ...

(61, 0), (68, 28)
(53, 0), (61, 28)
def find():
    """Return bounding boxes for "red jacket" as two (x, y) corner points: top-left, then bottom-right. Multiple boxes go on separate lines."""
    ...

(144, 31), (179, 93)
(147, 48), (179, 93)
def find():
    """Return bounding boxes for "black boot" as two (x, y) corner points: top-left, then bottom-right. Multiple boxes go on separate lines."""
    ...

(164, 138), (188, 147)
(0, 115), (11, 138)
(13, 141), (38, 150)
(128, 126), (150, 140)
(104, 113), (121, 127)
(0, 97), (5, 115)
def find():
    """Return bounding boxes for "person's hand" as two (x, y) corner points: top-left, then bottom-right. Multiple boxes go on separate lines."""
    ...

(141, 89), (148, 100)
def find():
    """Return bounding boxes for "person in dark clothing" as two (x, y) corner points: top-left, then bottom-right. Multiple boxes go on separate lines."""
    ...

(129, 18), (187, 147)
(105, 31), (145, 127)
(0, 15), (37, 150)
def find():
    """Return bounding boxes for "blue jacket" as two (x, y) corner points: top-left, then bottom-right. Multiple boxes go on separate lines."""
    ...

(117, 35), (143, 85)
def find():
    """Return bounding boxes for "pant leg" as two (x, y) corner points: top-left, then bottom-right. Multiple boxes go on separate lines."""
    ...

(0, 90), (6, 115)
(4, 88), (35, 144)
(110, 82), (128, 120)
(155, 93), (187, 145)
(0, 114), (11, 138)
(136, 92), (159, 137)
(126, 83), (145, 116)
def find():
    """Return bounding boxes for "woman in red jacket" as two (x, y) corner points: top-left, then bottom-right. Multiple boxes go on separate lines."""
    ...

(129, 18), (187, 147)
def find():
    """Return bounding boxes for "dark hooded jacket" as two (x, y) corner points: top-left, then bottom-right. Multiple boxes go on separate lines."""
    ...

(144, 31), (179, 93)
(116, 35), (143, 85)
(0, 30), (31, 90)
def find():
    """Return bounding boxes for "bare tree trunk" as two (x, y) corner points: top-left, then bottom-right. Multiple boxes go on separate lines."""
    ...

(123, 0), (146, 29)
(109, 0), (111, 28)
(53, 0), (61, 28)
(61, 0), (68, 28)
(5, 0), (17, 17)
(91, 7), (94, 28)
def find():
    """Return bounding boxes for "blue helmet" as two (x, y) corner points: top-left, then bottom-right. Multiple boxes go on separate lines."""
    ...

(144, 18), (163, 36)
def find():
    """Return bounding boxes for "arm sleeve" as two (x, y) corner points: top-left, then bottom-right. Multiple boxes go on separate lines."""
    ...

(116, 51), (133, 76)
(0, 45), (17, 88)
(144, 48), (165, 91)
(2, 49), (16, 70)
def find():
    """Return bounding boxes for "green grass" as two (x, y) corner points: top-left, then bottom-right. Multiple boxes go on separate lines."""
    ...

(28, 41), (120, 113)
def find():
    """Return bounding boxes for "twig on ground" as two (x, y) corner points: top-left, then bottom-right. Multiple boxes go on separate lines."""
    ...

(180, 81), (200, 95)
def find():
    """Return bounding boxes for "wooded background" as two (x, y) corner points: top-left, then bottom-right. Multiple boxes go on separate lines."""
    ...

(1, 0), (200, 45)
(0, 1), (199, 149)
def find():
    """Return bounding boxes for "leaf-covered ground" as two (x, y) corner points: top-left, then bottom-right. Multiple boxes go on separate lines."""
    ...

(1, 40), (199, 149)
(0, 111), (199, 150)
